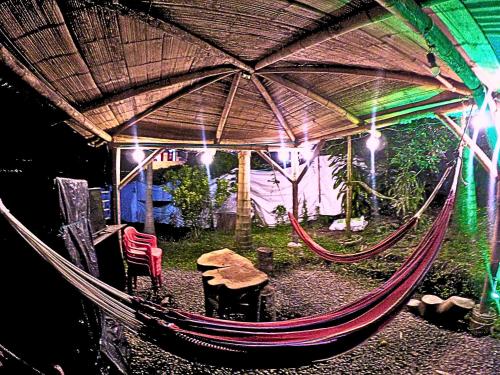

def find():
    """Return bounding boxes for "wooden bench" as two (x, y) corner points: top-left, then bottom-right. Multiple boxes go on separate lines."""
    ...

(197, 248), (269, 321)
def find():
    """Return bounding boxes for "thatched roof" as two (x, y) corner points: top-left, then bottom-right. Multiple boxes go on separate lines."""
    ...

(0, 0), (496, 147)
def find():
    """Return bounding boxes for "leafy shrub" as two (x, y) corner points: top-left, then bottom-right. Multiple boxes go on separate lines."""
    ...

(163, 165), (210, 238)
(273, 204), (287, 226)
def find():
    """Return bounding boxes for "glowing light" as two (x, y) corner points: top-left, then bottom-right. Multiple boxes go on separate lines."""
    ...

(492, 291), (500, 300)
(366, 131), (381, 152)
(300, 142), (313, 161)
(200, 149), (215, 165)
(472, 110), (492, 130)
(132, 148), (145, 163)
(278, 149), (289, 163)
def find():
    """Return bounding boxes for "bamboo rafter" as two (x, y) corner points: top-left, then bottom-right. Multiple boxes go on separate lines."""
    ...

(215, 72), (242, 144)
(260, 74), (363, 126)
(251, 75), (297, 143)
(82, 66), (239, 112)
(96, 0), (254, 73)
(112, 73), (234, 136)
(258, 64), (470, 95)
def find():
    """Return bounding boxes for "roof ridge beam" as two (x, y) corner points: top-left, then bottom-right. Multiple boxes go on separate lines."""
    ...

(255, 4), (390, 70)
(81, 66), (238, 112)
(96, 0), (254, 73)
(259, 64), (471, 95)
(0, 43), (112, 142)
(260, 73), (363, 126)
(215, 72), (242, 144)
(112, 73), (233, 137)
(250, 75), (296, 143)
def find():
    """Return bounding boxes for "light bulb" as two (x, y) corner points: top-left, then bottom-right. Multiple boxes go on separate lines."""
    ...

(132, 148), (145, 163)
(366, 135), (380, 152)
(278, 149), (289, 163)
(200, 150), (214, 165)
(472, 111), (491, 130)
(492, 291), (499, 300)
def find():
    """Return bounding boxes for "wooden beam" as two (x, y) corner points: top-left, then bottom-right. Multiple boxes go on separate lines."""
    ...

(297, 140), (325, 183)
(99, 0), (253, 73)
(0, 44), (112, 142)
(260, 73), (363, 125)
(82, 66), (239, 112)
(436, 114), (495, 176)
(255, 4), (389, 70)
(258, 64), (470, 95)
(256, 151), (292, 183)
(215, 72), (242, 144)
(251, 75), (296, 143)
(235, 151), (252, 250)
(112, 73), (233, 136)
(119, 148), (165, 189)
(311, 99), (472, 141)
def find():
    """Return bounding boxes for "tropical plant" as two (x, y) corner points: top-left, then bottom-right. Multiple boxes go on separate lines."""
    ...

(214, 177), (236, 209)
(163, 165), (210, 238)
(301, 196), (309, 225)
(388, 169), (425, 218)
(272, 204), (287, 226)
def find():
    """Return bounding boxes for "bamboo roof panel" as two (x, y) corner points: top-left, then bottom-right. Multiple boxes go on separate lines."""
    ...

(0, 0), (480, 145)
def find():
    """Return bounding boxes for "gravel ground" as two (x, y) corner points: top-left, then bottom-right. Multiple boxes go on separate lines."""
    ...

(128, 268), (500, 375)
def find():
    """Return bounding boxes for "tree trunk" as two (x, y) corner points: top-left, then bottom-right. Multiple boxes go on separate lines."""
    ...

(235, 151), (252, 250)
(345, 136), (353, 238)
(144, 163), (155, 235)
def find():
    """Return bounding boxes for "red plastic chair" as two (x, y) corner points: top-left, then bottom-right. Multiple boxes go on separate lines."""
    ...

(123, 227), (163, 293)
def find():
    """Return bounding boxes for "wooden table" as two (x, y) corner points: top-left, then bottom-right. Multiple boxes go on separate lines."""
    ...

(197, 248), (269, 321)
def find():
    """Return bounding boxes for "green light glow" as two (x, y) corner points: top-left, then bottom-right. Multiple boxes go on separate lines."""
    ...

(455, 147), (478, 234)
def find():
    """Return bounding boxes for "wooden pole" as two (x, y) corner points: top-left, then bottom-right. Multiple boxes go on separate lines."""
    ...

(112, 73), (233, 136)
(345, 136), (353, 238)
(296, 140), (325, 183)
(291, 150), (300, 242)
(119, 148), (165, 189)
(255, 5), (389, 70)
(143, 163), (156, 235)
(256, 151), (292, 182)
(260, 74), (363, 126)
(112, 146), (122, 225)
(479, 177), (500, 313)
(251, 75), (296, 143)
(436, 114), (495, 176)
(235, 151), (252, 250)
(258, 65), (470, 95)
(215, 72), (242, 144)
(83, 66), (239, 112)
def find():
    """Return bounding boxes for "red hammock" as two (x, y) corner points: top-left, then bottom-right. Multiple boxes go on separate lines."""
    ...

(0, 154), (462, 368)
(131, 157), (461, 366)
(288, 166), (452, 263)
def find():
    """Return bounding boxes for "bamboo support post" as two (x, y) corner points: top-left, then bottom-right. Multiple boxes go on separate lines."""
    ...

(345, 136), (353, 238)
(112, 147), (122, 225)
(235, 151), (252, 250)
(479, 177), (500, 314)
(143, 163), (155, 235)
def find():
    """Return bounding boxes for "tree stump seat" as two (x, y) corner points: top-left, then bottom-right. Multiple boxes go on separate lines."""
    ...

(197, 248), (269, 321)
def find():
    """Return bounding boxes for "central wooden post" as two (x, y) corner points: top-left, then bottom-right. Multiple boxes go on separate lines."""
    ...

(236, 151), (252, 250)
(144, 163), (156, 235)
(345, 136), (353, 238)
(291, 149), (300, 242)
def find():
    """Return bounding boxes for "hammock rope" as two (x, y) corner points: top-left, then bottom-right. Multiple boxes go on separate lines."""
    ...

(289, 165), (453, 263)
(0, 146), (463, 366)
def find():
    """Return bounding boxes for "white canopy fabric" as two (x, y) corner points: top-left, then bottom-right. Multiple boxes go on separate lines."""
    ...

(215, 155), (343, 226)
